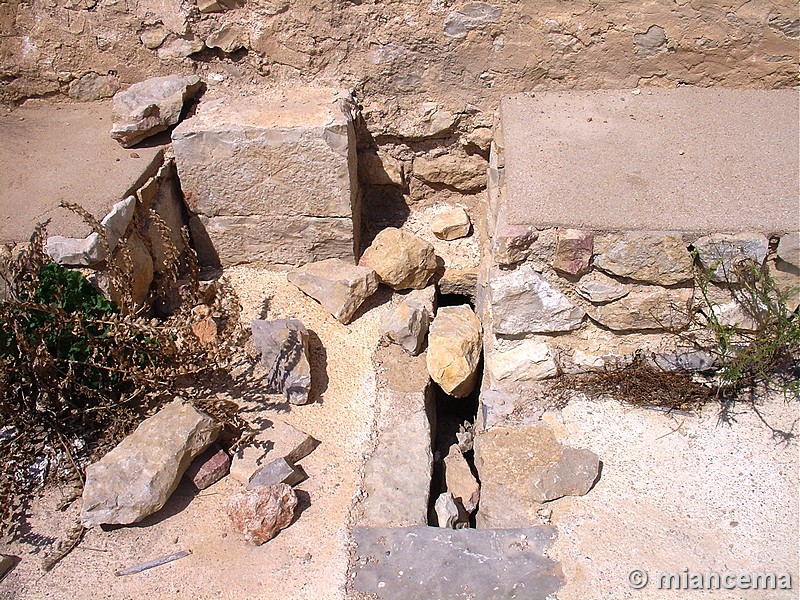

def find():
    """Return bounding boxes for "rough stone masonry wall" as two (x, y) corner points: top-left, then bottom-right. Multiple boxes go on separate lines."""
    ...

(2, 1), (798, 203)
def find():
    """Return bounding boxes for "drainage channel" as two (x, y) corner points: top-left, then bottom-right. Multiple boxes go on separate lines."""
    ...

(427, 293), (483, 529)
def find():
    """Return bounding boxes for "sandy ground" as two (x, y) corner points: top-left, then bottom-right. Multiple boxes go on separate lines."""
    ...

(547, 393), (799, 600)
(1, 267), (393, 600)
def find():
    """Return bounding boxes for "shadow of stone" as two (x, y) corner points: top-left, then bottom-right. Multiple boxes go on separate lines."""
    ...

(307, 329), (329, 405)
(126, 478), (200, 529)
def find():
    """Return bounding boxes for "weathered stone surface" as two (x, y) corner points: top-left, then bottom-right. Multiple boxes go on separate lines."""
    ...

(247, 457), (305, 490)
(206, 25), (245, 53)
(81, 399), (221, 527)
(528, 446), (600, 503)
(427, 305), (482, 398)
(46, 196), (136, 266)
(358, 148), (405, 187)
(430, 207), (471, 240)
(570, 349), (607, 373)
(251, 319), (312, 405)
(694, 232), (770, 283)
(651, 349), (716, 372)
(588, 287), (692, 331)
(474, 426), (599, 528)
(68, 72), (119, 102)
(489, 265), (585, 335)
(361, 412), (433, 527)
(710, 300), (760, 332)
(352, 525), (564, 600)
(443, 3), (502, 39)
(196, 0), (223, 13)
(413, 153), (486, 191)
(594, 232), (693, 285)
(382, 299), (429, 355)
(157, 35), (205, 60)
(287, 258), (378, 324)
(777, 232), (800, 268)
(576, 271), (630, 303)
(490, 339), (558, 382)
(493, 223), (538, 267)
(438, 266), (478, 297)
(359, 228), (438, 290)
(434, 492), (459, 528)
(229, 419), (318, 484)
(227, 483), (297, 545)
(140, 26), (168, 49)
(184, 443), (230, 490)
(173, 88), (359, 267)
(477, 389), (516, 430)
(552, 228), (593, 276)
(443, 444), (480, 514)
(111, 75), (202, 147)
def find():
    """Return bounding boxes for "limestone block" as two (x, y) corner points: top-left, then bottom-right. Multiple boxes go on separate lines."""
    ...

(288, 258), (378, 324)
(594, 232), (693, 285)
(81, 399), (221, 527)
(430, 207), (471, 240)
(490, 339), (558, 382)
(587, 287), (693, 331)
(173, 88), (359, 267)
(229, 419), (318, 484)
(427, 305), (482, 398)
(359, 228), (438, 290)
(694, 232), (769, 283)
(413, 153), (486, 192)
(576, 271), (630, 303)
(489, 265), (585, 335)
(111, 75), (202, 147)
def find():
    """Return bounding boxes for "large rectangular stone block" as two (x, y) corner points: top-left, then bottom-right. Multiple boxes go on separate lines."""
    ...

(172, 88), (360, 267)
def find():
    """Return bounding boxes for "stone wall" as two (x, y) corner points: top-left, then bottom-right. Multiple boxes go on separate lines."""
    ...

(2, 1), (797, 202)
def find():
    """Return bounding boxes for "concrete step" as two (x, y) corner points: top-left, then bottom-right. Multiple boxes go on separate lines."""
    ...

(493, 88), (798, 234)
(0, 100), (169, 243)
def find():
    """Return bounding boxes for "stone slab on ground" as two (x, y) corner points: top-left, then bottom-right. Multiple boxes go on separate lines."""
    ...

(0, 101), (168, 243)
(172, 88), (360, 267)
(498, 89), (799, 233)
(351, 525), (564, 599)
(359, 344), (434, 527)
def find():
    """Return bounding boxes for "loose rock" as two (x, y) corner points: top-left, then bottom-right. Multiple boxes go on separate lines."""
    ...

(360, 228), (438, 290)
(430, 207), (471, 241)
(227, 483), (298, 545)
(473, 426), (600, 528)
(184, 443), (230, 490)
(576, 271), (630, 303)
(427, 305), (482, 398)
(206, 25), (245, 53)
(288, 258), (379, 324)
(81, 398), (221, 527)
(247, 457), (306, 489)
(694, 232), (769, 283)
(68, 72), (119, 102)
(438, 267), (478, 298)
(111, 75), (203, 147)
(413, 153), (486, 192)
(229, 419), (318, 484)
(489, 265), (585, 335)
(552, 228), (593, 276)
(251, 319), (312, 405)
(443, 444), (480, 513)
(434, 492), (460, 528)
(381, 287), (436, 355)
(594, 232), (693, 285)
(191, 316), (218, 344)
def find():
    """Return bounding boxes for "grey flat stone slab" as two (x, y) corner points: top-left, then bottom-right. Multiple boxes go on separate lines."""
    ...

(498, 89), (799, 234)
(0, 100), (167, 243)
(351, 525), (564, 600)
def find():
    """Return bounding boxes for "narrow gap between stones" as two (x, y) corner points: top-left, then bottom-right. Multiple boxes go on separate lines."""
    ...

(427, 292), (482, 529)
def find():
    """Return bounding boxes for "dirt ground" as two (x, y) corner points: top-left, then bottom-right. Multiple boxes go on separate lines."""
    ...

(1, 267), (393, 600)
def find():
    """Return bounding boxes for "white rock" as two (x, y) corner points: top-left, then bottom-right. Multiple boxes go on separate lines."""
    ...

(576, 271), (630, 303)
(694, 232), (769, 283)
(430, 207), (472, 241)
(489, 265), (585, 335)
(490, 339), (558, 382)
(434, 492), (460, 528)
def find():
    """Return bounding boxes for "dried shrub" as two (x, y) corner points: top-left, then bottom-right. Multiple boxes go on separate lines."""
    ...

(0, 215), (247, 538)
